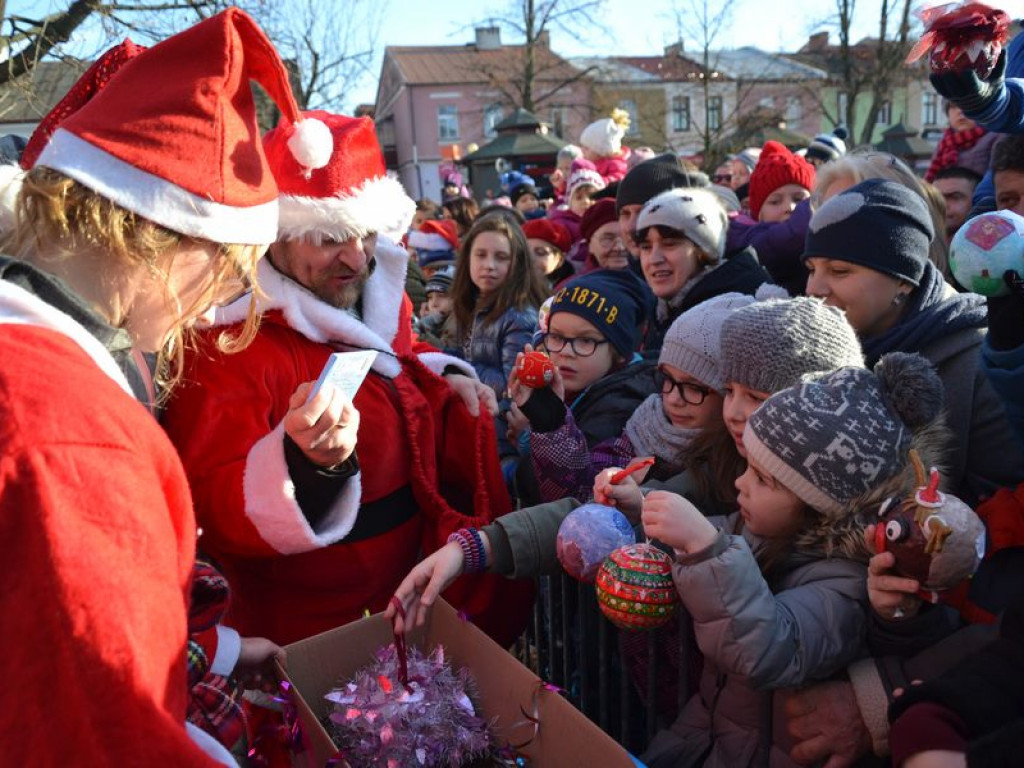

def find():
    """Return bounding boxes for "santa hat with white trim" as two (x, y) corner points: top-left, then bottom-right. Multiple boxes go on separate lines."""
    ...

(33, 8), (332, 247)
(264, 110), (416, 243)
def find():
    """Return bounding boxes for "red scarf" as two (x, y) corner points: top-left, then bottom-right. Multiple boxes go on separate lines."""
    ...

(925, 125), (986, 181)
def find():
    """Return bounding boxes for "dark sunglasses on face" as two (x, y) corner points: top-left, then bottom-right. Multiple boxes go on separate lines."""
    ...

(541, 331), (609, 357)
(655, 367), (713, 406)
(713, 173), (732, 183)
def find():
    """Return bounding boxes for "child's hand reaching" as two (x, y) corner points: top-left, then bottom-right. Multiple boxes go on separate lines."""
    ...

(234, 636), (286, 690)
(641, 491), (717, 554)
(594, 468), (643, 522)
(508, 345), (563, 407)
(864, 525), (923, 620)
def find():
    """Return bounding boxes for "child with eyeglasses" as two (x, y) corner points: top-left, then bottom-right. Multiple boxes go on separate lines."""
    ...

(517, 290), (754, 505)
(500, 269), (656, 505)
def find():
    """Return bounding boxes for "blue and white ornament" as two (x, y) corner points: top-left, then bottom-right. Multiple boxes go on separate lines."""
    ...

(950, 210), (1024, 297)
(556, 503), (636, 583)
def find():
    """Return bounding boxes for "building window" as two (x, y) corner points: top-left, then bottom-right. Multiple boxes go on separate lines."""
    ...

(550, 106), (567, 138)
(672, 95), (691, 132)
(483, 104), (504, 138)
(785, 97), (802, 124)
(708, 96), (723, 132)
(922, 92), (938, 126)
(619, 99), (639, 136)
(876, 100), (892, 125)
(438, 105), (459, 140)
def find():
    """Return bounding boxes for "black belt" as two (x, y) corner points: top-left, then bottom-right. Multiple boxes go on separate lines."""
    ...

(341, 483), (418, 543)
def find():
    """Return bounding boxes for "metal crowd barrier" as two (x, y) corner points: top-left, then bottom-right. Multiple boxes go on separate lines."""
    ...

(511, 571), (695, 754)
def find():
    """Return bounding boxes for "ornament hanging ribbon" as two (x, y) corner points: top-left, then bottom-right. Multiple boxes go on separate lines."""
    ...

(388, 595), (414, 692)
(506, 680), (567, 751)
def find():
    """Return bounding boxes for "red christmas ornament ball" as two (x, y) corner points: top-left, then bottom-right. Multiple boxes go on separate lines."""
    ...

(516, 350), (555, 388)
(595, 543), (679, 630)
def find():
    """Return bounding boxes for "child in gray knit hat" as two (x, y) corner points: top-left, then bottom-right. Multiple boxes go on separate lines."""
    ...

(527, 292), (754, 504)
(640, 352), (947, 768)
(718, 294), (865, 458)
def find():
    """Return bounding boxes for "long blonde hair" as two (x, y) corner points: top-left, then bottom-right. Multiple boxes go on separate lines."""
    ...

(1, 167), (264, 395)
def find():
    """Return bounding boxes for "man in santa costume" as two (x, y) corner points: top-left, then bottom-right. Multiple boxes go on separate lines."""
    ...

(162, 112), (529, 647)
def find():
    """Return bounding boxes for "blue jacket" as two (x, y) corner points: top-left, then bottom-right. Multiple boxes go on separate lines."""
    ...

(456, 304), (538, 397)
(982, 339), (1024, 452)
(963, 27), (1024, 133)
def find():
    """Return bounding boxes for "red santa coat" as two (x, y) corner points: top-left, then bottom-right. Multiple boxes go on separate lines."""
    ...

(162, 239), (530, 645)
(0, 281), (215, 765)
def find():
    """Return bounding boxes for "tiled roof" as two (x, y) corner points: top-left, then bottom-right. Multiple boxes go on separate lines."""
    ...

(569, 57), (662, 83)
(707, 47), (828, 80)
(611, 55), (706, 80)
(386, 43), (581, 86)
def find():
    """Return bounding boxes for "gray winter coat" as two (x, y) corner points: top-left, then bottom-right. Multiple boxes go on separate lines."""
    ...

(445, 305), (537, 396)
(643, 514), (869, 768)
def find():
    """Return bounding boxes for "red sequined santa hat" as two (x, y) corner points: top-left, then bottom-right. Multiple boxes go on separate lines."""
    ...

(264, 110), (415, 243)
(747, 141), (815, 220)
(30, 9), (331, 246)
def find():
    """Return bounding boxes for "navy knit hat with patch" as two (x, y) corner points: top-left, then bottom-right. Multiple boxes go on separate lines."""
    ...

(548, 268), (655, 357)
(803, 178), (934, 286)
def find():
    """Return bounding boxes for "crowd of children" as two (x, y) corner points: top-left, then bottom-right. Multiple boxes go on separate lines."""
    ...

(386, 37), (1024, 768)
(6, 8), (1024, 768)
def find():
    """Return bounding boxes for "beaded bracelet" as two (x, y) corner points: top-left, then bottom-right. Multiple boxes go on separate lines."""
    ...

(447, 527), (487, 574)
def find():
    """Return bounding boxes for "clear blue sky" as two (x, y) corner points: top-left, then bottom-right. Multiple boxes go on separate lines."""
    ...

(346, 0), (922, 105)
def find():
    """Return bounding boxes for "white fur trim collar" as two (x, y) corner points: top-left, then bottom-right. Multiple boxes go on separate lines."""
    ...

(215, 236), (409, 378)
(0, 280), (133, 395)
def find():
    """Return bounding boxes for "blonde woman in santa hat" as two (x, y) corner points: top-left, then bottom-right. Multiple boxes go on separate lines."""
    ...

(0, 9), (335, 765)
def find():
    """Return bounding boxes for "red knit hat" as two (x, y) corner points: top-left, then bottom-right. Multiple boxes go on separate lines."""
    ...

(748, 141), (815, 220)
(522, 218), (572, 253)
(33, 9), (332, 246)
(580, 197), (619, 243)
(264, 110), (415, 243)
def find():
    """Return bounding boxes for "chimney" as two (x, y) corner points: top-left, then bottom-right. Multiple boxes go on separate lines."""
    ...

(475, 27), (502, 51)
(665, 40), (684, 57)
(536, 29), (550, 48)
(804, 31), (829, 52)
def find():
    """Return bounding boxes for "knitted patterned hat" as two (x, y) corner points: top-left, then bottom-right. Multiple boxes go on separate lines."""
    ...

(580, 198), (619, 244)
(720, 295), (865, 393)
(548, 268), (655, 357)
(659, 293), (757, 391)
(566, 158), (606, 200)
(748, 141), (816, 220)
(616, 153), (709, 213)
(806, 127), (849, 165)
(636, 187), (728, 261)
(744, 352), (944, 515)
(523, 218), (572, 253)
(804, 178), (934, 286)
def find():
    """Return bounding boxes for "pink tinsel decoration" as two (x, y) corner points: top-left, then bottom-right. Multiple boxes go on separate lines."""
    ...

(325, 644), (492, 767)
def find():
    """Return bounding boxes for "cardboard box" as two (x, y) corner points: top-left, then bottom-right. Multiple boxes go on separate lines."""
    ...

(278, 598), (636, 767)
